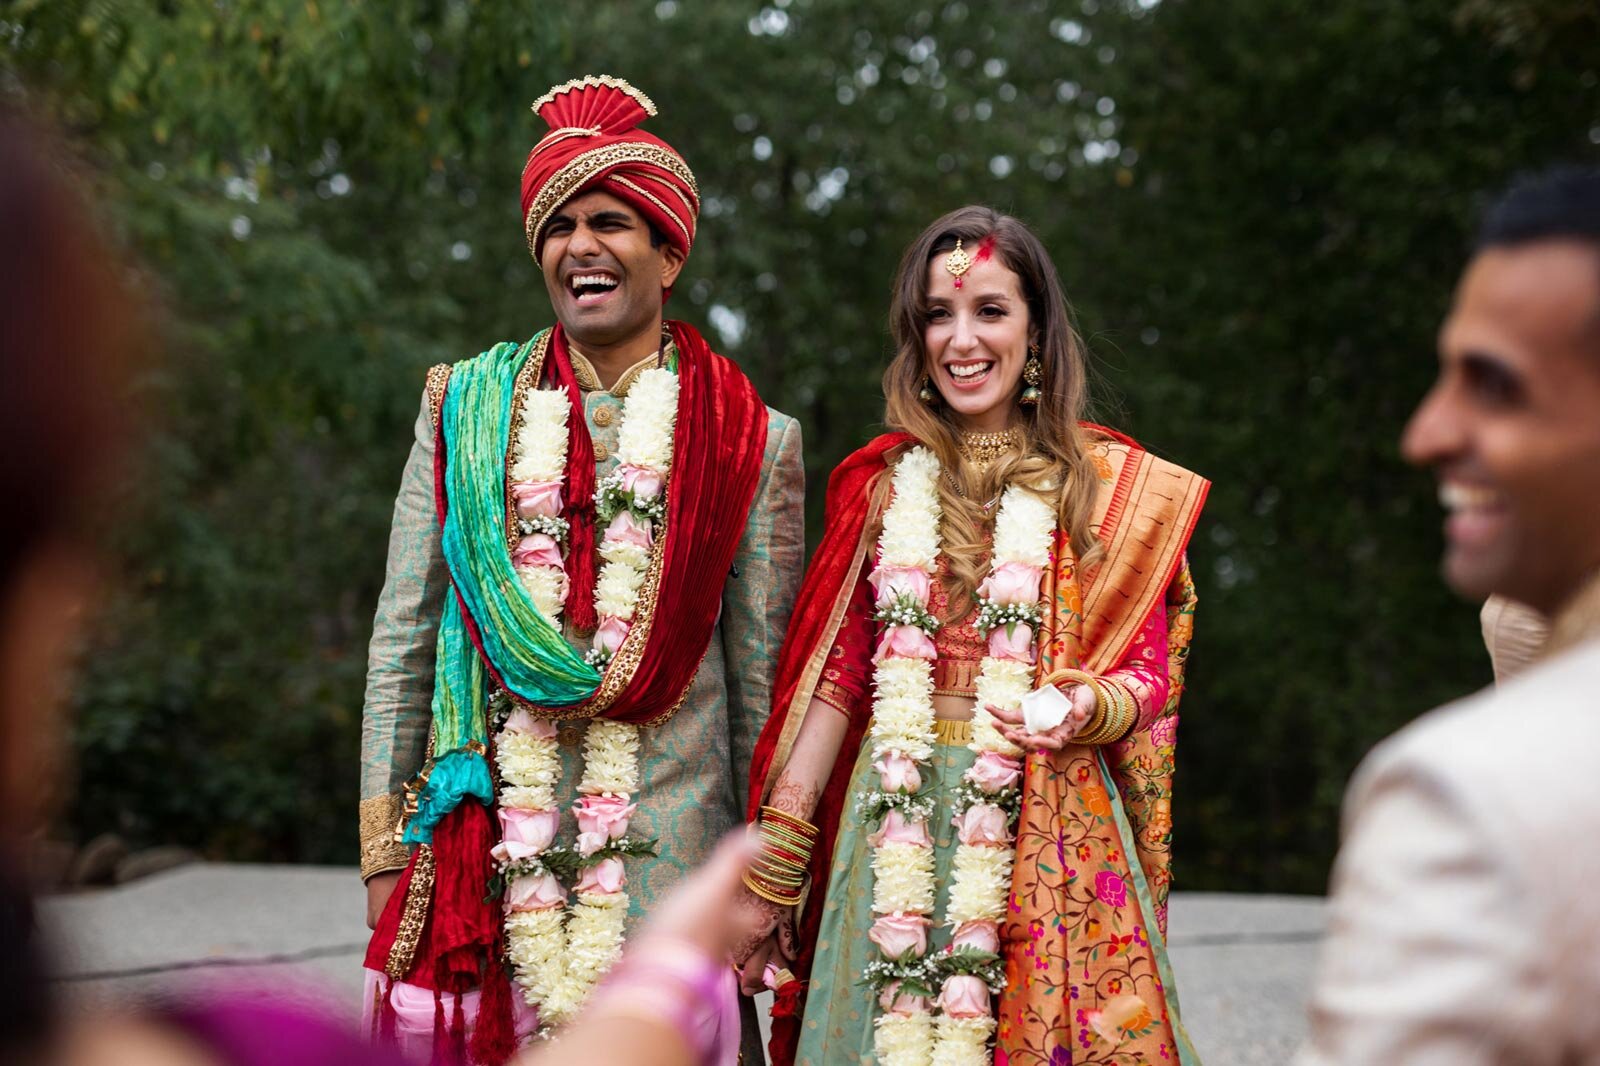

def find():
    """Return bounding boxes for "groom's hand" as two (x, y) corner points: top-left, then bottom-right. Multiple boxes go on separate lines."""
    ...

(366, 870), (402, 930)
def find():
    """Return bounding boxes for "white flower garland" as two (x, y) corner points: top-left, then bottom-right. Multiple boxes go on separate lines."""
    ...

(494, 356), (680, 1032)
(862, 448), (1056, 1066)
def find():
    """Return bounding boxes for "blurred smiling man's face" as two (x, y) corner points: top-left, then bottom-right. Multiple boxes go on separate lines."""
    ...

(1402, 240), (1600, 615)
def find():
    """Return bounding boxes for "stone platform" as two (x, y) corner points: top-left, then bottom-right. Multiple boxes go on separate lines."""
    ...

(41, 864), (1325, 1064)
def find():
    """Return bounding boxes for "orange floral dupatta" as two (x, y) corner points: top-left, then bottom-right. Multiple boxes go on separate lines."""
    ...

(998, 429), (1207, 1066)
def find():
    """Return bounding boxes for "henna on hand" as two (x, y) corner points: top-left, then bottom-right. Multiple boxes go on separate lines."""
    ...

(767, 775), (820, 821)
(730, 883), (788, 966)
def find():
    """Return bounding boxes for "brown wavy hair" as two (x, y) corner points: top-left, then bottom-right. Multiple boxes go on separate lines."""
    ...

(881, 205), (1102, 616)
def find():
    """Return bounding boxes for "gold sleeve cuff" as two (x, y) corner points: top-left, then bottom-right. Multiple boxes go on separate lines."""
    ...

(813, 678), (857, 715)
(359, 793), (413, 881)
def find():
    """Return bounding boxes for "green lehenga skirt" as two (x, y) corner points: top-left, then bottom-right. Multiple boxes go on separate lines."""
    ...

(796, 719), (978, 1066)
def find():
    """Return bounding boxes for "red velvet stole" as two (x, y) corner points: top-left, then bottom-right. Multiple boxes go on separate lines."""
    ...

(540, 329), (600, 634)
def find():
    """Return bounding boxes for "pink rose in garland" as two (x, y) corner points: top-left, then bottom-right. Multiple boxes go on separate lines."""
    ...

(616, 463), (663, 500)
(512, 532), (565, 570)
(978, 561), (1043, 605)
(603, 510), (654, 551)
(873, 752), (922, 794)
(874, 624), (937, 663)
(593, 615), (630, 657)
(877, 980), (931, 1017)
(576, 856), (626, 895)
(493, 806), (560, 859)
(504, 872), (566, 912)
(500, 708), (558, 739)
(510, 479), (563, 518)
(938, 975), (992, 1019)
(868, 564), (931, 607)
(950, 919), (1000, 955)
(574, 793), (637, 856)
(986, 622), (1037, 663)
(966, 750), (1022, 793)
(868, 913), (931, 959)
(953, 804), (1009, 847)
(868, 809), (933, 849)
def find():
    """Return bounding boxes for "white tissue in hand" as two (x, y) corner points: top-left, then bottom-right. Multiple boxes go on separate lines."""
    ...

(1020, 684), (1074, 734)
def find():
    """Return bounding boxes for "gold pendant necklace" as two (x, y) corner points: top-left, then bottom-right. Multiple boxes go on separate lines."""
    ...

(948, 427), (1023, 511)
(957, 427), (1024, 472)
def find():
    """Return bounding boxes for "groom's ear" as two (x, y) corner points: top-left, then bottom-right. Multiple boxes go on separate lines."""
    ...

(658, 240), (686, 293)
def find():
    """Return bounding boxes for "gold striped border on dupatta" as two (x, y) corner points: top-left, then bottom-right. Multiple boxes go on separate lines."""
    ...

(1078, 443), (1209, 674)
(762, 509), (878, 795)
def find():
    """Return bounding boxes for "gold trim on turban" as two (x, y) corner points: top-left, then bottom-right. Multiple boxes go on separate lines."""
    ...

(523, 142), (700, 265)
(530, 75), (658, 117)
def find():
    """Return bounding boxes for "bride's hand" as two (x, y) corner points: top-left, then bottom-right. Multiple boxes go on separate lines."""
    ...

(988, 683), (1097, 750)
(731, 885), (798, 994)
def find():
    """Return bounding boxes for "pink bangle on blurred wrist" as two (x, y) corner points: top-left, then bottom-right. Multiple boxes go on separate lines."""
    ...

(585, 937), (738, 1063)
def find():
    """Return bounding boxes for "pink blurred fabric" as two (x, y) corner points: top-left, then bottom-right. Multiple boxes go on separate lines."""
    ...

(359, 968), (538, 1062)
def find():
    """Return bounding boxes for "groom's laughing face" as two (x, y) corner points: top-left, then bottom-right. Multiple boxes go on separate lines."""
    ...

(540, 190), (684, 351)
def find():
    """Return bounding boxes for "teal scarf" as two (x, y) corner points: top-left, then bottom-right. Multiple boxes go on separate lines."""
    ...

(403, 335), (604, 844)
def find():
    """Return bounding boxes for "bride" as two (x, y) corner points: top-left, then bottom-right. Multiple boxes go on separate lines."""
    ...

(737, 206), (1209, 1066)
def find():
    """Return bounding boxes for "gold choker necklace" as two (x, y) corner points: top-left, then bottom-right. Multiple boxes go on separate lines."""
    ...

(958, 427), (1024, 472)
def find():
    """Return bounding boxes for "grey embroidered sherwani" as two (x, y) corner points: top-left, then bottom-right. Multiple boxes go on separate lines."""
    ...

(358, 352), (806, 918)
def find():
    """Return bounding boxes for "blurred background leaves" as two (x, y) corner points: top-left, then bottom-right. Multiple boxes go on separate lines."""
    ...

(3, 0), (1596, 890)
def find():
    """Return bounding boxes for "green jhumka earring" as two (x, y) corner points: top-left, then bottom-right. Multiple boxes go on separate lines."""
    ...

(919, 376), (938, 405)
(1019, 342), (1043, 407)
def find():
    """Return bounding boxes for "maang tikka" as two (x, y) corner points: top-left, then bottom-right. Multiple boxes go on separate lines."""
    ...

(943, 239), (973, 289)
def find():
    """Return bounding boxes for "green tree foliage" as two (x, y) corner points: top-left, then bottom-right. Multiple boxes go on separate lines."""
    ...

(3, 0), (1596, 888)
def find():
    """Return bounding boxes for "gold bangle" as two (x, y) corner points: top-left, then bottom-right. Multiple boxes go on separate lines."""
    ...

(1076, 678), (1120, 745)
(1039, 667), (1096, 691)
(758, 830), (815, 866)
(742, 870), (802, 906)
(745, 857), (800, 877)
(748, 866), (804, 888)
(1101, 683), (1132, 744)
(1080, 679), (1135, 746)
(1082, 679), (1116, 744)
(761, 822), (814, 849)
(761, 806), (819, 838)
(749, 859), (804, 879)
(761, 804), (817, 826)
(1106, 679), (1137, 742)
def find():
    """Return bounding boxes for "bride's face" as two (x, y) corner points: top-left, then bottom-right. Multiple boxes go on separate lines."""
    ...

(921, 248), (1033, 432)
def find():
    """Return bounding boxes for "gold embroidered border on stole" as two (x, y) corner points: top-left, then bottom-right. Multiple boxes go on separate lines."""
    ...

(425, 363), (452, 433)
(383, 844), (436, 979)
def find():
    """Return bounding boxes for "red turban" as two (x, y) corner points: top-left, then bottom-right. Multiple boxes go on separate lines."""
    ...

(520, 75), (700, 267)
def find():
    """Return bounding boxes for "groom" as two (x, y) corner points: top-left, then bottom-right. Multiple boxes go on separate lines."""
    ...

(357, 75), (803, 1058)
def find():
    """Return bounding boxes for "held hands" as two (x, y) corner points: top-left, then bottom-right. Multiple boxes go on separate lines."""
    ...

(731, 882), (798, 995)
(989, 682), (1097, 751)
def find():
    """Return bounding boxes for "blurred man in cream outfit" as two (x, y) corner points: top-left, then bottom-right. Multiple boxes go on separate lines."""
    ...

(1296, 166), (1600, 1065)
